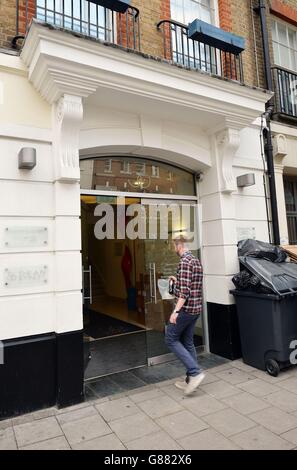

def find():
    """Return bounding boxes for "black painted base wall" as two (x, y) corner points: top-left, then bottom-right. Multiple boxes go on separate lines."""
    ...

(207, 302), (242, 360)
(0, 330), (84, 420)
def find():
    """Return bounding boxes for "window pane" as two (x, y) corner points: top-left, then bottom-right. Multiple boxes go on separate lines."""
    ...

(271, 20), (277, 41)
(80, 157), (195, 195)
(279, 44), (291, 69)
(170, 0), (185, 23)
(272, 40), (281, 66)
(278, 23), (288, 46)
(170, 0), (212, 24)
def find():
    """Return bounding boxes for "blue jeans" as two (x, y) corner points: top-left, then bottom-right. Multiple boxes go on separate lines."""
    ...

(165, 309), (201, 377)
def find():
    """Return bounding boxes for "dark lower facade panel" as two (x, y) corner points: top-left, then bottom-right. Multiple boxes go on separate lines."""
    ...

(207, 302), (242, 361)
(0, 330), (84, 420)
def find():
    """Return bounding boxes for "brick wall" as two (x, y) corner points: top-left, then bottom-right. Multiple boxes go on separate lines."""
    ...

(2, 0), (296, 93)
(0, 0), (17, 49)
(270, 0), (297, 27)
(132, 0), (170, 57)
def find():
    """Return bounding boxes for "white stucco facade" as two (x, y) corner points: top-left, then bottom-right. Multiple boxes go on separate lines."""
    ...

(270, 121), (297, 247)
(0, 21), (272, 346)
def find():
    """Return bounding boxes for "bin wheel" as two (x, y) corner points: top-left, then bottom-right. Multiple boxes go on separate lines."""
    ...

(265, 359), (280, 377)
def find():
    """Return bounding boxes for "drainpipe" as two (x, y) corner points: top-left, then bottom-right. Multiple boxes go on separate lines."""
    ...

(255, 0), (281, 245)
(263, 107), (280, 245)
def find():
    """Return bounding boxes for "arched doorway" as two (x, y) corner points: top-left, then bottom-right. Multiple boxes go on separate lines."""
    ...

(80, 156), (204, 380)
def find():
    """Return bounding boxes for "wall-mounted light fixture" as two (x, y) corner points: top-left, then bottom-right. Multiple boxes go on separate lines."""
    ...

(236, 173), (255, 188)
(18, 147), (36, 170)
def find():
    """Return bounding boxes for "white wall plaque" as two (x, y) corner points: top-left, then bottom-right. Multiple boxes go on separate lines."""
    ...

(4, 266), (48, 288)
(237, 227), (256, 242)
(4, 226), (48, 248)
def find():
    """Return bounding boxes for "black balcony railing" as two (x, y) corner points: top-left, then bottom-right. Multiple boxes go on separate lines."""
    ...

(272, 66), (297, 119)
(14, 0), (140, 50)
(287, 213), (297, 244)
(157, 19), (244, 83)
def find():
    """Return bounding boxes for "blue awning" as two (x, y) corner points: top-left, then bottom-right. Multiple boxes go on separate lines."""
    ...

(188, 19), (245, 55)
(87, 0), (130, 13)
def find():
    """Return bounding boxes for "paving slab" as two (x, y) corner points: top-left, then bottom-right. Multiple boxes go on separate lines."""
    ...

(13, 417), (63, 448)
(249, 407), (297, 435)
(109, 412), (161, 443)
(20, 436), (70, 450)
(56, 406), (98, 425)
(221, 392), (270, 415)
(137, 395), (183, 420)
(96, 397), (139, 422)
(183, 393), (227, 417)
(127, 430), (182, 450)
(61, 414), (111, 446)
(238, 378), (281, 397)
(72, 433), (126, 450)
(278, 377), (297, 394)
(215, 368), (256, 385)
(206, 363), (231, 374)
(0, 419), (12, 431)
(231, 360), (260, 373)
(281, 428), (297, 446)
(161, 384), (204, 403)
(252, 367), (297, 384)
(180, 428), (240, 450)
(231, 426), (294, 450)
(200, 380), (241, 399)
(0, 427), (17, 450)
(156, 410), (208, 440)
(128, 387), (166, 404)
(202, 408), (256, 437)
(262, 390), (297, 413)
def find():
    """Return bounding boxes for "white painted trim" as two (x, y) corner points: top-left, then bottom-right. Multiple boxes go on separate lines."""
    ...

(0, 124), (52, 143)
(81, 189), (198, 201)
(21, 21), (272, 128)
(0, 53), (28, 77)
(271, 121), (297, 137)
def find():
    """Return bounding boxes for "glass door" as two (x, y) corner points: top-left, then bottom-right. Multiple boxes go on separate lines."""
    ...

(140, 198), (203, 365)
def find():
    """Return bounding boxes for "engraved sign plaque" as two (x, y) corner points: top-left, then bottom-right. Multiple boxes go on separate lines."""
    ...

(4, 226), (48, 248)
(4, 266), (48, 288)
(237, 226), (256, 242)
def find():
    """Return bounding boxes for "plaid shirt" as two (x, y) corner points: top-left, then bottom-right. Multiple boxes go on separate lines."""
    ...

(174, 251), (203, 315)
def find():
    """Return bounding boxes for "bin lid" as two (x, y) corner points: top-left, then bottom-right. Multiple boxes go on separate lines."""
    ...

(239, 256), (297, 296)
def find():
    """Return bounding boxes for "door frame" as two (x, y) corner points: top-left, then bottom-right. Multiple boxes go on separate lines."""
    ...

(80, 189), (206, 367)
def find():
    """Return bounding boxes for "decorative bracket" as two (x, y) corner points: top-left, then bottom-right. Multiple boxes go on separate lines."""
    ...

(273, 133), (287, 162)
(52, 94), (83, 183)
(216, 128), (240, 193)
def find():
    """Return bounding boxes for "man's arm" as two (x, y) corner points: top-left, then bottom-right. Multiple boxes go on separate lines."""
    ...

(169, 258), (192, 324)
(169, 297), (186, 324)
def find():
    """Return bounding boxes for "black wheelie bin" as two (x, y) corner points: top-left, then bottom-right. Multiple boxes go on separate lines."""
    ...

(231, 239), (297, 377)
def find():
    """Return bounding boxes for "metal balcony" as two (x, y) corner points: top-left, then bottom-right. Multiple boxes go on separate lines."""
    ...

(14, 0), (140, 51)
(272, 65), (297, 120)
(157, 19), (244, 83)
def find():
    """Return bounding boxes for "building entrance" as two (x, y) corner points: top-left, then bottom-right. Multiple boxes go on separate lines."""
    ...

(80, 157), (204, 380)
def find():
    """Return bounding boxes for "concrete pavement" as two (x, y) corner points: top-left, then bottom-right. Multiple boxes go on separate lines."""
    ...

(1, 360), (297, 450)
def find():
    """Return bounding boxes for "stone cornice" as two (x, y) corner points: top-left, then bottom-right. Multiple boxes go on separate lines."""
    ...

(21, 21), (272, 128)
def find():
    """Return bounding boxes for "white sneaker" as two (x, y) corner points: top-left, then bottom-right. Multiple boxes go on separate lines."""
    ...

(174, 380), (188, 390)
(184, 372), (206, 396)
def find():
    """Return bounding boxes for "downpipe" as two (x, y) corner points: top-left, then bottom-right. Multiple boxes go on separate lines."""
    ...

(256, 0), (280, 245)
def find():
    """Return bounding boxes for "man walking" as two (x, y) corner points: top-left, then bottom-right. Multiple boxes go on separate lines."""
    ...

(165, 235), (205, 395)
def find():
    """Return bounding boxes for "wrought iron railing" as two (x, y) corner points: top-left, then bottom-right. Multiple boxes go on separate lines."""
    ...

(157, 19), (244, 83)
(272, 66), (297, 119)
(14, 0), (140, 50)
(287, 214), (297, 245)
